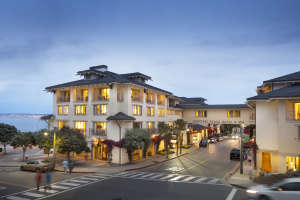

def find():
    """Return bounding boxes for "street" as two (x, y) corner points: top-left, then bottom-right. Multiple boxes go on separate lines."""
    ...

(0, 138), (249, 200)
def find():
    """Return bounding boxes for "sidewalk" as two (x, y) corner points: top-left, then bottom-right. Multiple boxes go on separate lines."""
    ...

(54, 146), (195, 174)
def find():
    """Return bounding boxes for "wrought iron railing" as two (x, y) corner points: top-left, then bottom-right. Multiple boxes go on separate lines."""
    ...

(90, 129), (107, 138)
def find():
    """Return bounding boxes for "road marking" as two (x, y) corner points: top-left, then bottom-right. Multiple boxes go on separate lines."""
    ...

(149, 174), (165, 179)
(117, 171), (134, 176)
(159, 174), (177, 180)
(79, 177), (99, 181)
(181, 176), (196, 182)
(58, 182), (81, 187)
(119, 172), (137, 177)
(127, 172), (146, 178)
(225, 188), (238, 200)
(207, 178), (219, 184)
(22, 192), (45, 198)
(42, 189), (58, 194)
(69, 179), (90, 183)
(50, 185), (70, 190)
(6, 196), (30, 200)
(140, 173), (155, 178)
(169, 175), (185, 181)
(193, 177), (208, 183)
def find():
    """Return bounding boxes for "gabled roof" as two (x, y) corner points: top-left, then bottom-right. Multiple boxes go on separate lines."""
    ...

(247, 85), (300, 101)
(106, 112), (136, 121)
(177, 104), (250, 109)
(264, 71), (300, 84)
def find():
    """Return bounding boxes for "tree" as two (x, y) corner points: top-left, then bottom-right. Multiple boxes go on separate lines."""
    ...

(123, 129), (142, 163)
(173, 119), (187, 155)
(158, 122), (172, 159)
(139, 129), (151, 158)
(11, 132), (36, 161)
(35, 129), (54, 158)
(56, 127), (88, 162)
(0, 123), (18, 154)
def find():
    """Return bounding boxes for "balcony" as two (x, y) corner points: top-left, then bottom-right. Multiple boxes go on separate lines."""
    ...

(286, 111), (300, 121)
(146, 98), (155, 104)
(157, 101), (165, 106)
(131, 96), (143, 102)
(76, 96), (88, 102)
(93, 95), (109, 102)
(90, 129), (107, 138)
(57, 96), (70, 103)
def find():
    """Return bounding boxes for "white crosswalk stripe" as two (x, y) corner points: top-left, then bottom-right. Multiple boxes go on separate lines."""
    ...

(22, 192), (45, 198)
(69, 179), (90, 183)
(127, 172), (146, 178)
(80, 177), (99, 181)
(159, 174), (177, 180)
(51, 185), (71, 190)
(148, 174), (165, 179)
(42, 189), (59, 194)
(193, 177), (208, 183)
(140, 173), (155, 178)
(6, 196), (30, 200)
(169, 175), (185, 181)
(181, 176), (196, 182)
(207, 178), (219, 184)
(58, 182), (81, 187)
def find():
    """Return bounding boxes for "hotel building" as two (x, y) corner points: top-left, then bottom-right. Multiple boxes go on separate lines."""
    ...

(248, 71), (300, 173)
(46, 65), (254, 164)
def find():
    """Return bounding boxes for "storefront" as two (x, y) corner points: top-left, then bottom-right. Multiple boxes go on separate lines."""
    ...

(92, 139), (108, 160)
(187, 124), (207, 145)
(286, 156), (300, 171)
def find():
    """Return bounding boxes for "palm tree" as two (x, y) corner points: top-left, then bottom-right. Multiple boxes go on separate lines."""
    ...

(174, 119), (187, 155)
(158, 122), (172, 159)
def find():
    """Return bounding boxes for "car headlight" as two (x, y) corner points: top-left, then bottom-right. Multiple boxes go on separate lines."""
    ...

(246, 189), (259, 194)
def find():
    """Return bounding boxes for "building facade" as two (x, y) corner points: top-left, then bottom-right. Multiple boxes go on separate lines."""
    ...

(248, 71), (300, 173)
(46, 65), (254, 164)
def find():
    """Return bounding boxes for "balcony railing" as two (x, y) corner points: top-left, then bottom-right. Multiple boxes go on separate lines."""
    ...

(157, 101), (165, 106)
(90, 129), (107, 138)
(76, 96), (88, 102)
(93, 95), (109, 101)
(57, 97), (70, 103)
(286, 111), (300, 121)
(146, 98), (155, 104)
(131, 96), (143, 102)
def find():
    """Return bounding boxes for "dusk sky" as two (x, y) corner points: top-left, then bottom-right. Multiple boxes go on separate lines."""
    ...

(0, 0), (300, 114)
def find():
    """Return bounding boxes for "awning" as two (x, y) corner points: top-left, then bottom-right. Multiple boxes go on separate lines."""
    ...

(188, 123), (207, 131)
(106, 112), (136, 121)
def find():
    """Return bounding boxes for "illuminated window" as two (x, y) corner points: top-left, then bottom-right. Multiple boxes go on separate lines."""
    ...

(131, 89), (142, 102)
(147, 122), (154, 130)
(158, 108), (165, 117)
(94, 104), (107, 115)
(133, 105), (142, 116)
(228, 110), (240, 118)
(94, 122), (106, 131)
(75, 105), (87, 115)
(294, 103), (300, 120)
(286, 156), (300, 171)
(76, 89), (88, 102)
(57, 90), (70, 102)
(147, 107), (155, 116)
(157, 95), (165, 106)
(58, 105), (69, 115)
(234, 110), (240, 118)
(58, 121), (68, 129)
(146, 92), (155, 104)
(74, 121), (86, 135)
(195, 110), (207, 118)
(167, 109), (175, 115)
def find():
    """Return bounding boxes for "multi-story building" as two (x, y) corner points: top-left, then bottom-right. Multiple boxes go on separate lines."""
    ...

(248, 71), (300, 173)
(46, 65), (254, 164)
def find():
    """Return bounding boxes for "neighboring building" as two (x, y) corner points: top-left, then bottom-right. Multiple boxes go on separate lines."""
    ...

(46, 65), (254, 164)
(248, 71), (300, 173)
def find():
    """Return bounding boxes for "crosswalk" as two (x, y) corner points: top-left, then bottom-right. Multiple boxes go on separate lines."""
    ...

(2, 174), (110, 200)
(114, 171), (224, 185)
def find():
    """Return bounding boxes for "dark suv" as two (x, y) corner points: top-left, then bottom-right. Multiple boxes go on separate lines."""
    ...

(230, 148), (242, 160)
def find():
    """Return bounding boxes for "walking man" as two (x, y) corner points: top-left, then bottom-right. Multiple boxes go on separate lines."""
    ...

(62, 160), (68, 174)
(68, 160), (73, 175)
(36, 170), (42, 191)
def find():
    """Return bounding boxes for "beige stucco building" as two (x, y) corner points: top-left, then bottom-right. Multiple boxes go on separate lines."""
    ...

(248, 71), (300, 173)
(46, 65), (254, 164)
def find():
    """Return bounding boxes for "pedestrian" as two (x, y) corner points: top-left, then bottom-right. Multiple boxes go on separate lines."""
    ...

(62, 160), (68, 174)
(68, 160), (73, 175)
(248, 152), (252, 166)
(36, 169), (42, 191)
(44, 169), (52, 190)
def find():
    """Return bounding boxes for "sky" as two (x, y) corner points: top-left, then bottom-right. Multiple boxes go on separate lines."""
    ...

(0, 0), (300, 114)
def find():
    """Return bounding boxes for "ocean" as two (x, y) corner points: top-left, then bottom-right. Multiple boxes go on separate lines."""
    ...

(0, 114), (48, 132)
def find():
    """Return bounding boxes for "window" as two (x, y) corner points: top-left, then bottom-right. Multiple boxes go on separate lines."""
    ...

(279, 182), (300, 191)
(228, 110), (240, 118)
(131, 89), (142, 102)
(286, 156), (300, 171)
(133, 105), (142, 116)
(157, 95), (165, 106)
(147, 122), (154, 130)
(93, 88), (109, 101)
(146, 92), (155, 104)
(133, 122), (142, 129)
(195, 110), (207, 118)
(76, 89), (88, 102)
(58, 121), (68, 129)
(74, 121), (86, 135)
(158, 108), (165, 117)
(294, 103), (300, 120)
(58, 105), (69, 115)
(57, 90), (70, 102)
(117, 87), (124, 102)
(94, 104), (107, 115)
(167, 109), (175, 115)
(147, 107), (155, 116)
(75, 105), (87, 115)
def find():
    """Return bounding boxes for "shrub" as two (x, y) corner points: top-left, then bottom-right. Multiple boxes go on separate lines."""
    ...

(147, 151), (152, 157)
(182, 144), (193, 149)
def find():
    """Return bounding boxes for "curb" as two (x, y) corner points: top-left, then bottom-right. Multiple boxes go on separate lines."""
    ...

(54, 168), (96, 174)
(0, 165), (20, 168)
(125, 152), (189, 172)
(230, 184), (247, 190)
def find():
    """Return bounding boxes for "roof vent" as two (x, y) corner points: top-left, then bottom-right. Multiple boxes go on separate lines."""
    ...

(90, 65), (108, 72)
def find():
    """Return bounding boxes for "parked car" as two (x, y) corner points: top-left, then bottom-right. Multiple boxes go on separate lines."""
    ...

(199, 139), (208, 147)
(231, 134), (239, 139)
(208, 137), (217, 144)
(216, 134), (224, 141)
(20, 160), (53, 172)
(247, 178), (300, 200)
(230, 148), (247, 160)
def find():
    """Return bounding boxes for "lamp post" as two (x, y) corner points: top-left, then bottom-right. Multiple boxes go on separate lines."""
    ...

(44, 131), (57, 167)
(240, 124), (245, 174)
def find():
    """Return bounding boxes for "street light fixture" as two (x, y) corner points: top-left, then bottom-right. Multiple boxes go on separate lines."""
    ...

(44, 131), (57, 168)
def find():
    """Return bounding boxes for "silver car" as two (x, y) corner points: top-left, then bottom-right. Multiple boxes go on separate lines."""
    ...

(247, 178), (300, 200)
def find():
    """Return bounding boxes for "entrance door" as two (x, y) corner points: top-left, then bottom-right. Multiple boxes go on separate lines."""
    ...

(261, 152), (272, 173)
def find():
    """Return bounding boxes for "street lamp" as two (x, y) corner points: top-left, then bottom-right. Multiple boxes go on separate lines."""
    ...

(44, 131), (57, 167)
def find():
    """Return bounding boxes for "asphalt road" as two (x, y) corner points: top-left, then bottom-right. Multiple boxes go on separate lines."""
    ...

(0, 138), (249, 200)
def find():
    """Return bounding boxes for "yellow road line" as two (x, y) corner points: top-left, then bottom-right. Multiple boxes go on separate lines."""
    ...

(0, 180), (31, 189)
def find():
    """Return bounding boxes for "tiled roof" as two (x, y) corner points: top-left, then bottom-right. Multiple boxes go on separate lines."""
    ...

(177, 104), (250, 109)
(106, 112), (136, 121)
(264, 71), (300, 83)
(247, 85), (300, 100)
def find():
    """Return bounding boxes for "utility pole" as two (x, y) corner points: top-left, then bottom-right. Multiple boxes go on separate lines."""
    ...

(240, 125), (244, 174)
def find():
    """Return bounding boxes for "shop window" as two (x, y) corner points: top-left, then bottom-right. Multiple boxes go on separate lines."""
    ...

(286, 156), (300, 171)
(261, 152), (272, 173)
(94, 104), (107, 115)
(133, 105), (142, 116)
